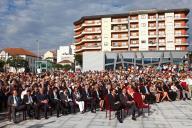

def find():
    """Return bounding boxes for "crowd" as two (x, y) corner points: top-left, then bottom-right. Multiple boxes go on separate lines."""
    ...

(0, 64), (192, 123)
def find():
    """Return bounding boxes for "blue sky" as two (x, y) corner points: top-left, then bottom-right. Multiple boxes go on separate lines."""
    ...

(0, 0), (191, 53)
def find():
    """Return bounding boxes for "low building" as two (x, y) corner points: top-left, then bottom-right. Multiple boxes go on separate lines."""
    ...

(57, 45), (75, 64)
(0, 48), (39, 72)
(43, 50), (57, 63)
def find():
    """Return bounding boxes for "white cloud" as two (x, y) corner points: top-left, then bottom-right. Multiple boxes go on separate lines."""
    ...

(0, 0), (191, 53)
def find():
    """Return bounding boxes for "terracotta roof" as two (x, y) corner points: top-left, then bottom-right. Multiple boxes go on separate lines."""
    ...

(74, 8), (189, 25)
(58, 60), (73, 64)
(2, 48), (37, 57)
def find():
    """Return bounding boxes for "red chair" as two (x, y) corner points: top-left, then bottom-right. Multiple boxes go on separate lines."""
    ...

(133, 92), (150, 116)
(105, 95), (115, 120)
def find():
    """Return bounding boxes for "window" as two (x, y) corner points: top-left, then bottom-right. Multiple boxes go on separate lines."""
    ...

(87, 28), (92, 32)
(86, 35), (92, 39)
(159, 15), (165, 19)
(175, 31), (181, 35)
(176, 39), (181, 43)
(159, 39), (165, 43)
(175, 14), (181, 18)
(113, 34), (118, 38)
(159, 47), (165, 50)
(175, 23), (181, 27)
(167, 41), (173, 43)
(159, 23), (165, 27)
(141, 15), (146, 19)
(131, 32), (138, 36)
(131, 40), (138, 44)
(141, 40), (146, 43)
(113, 42), (118, 46)
(159, 31), (165, 35)
(87, 20), (92, 23)
(141, 23), (146, 27)
(131, 24), (137, 28)
(104, 42), (108, 46)
(149, 31), (155, 35)
(176, 47), (181, 50)
(122, 42), (127, 46)
(121, 34), (127, 38)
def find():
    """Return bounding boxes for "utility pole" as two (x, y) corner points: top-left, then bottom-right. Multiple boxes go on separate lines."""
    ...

(36, 40), (39, 60)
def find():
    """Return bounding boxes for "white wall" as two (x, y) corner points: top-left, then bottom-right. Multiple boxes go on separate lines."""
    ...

(139, 14), (149, 51)
(101, 18), (111, 51)
(57, 45), (75, 63)
(165, 13), (175, 50)
(83, 51), (105, 71)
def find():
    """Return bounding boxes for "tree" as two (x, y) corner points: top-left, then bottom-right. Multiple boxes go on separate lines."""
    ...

(63, 64), (71, 71)
(6, 57), (29, 72)
(0, 60), (5, 72)
(75, 54), (82, 66)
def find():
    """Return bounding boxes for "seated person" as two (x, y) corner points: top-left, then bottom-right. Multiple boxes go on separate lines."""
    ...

(59, 88), (75, 114)
(36, 88), (49, 119)
(83, 85), (96, 113)
(23, 90), (37, 118)
(8, 90), (26, 123)
(49, 87), (62, 117)
(108, 88), (123, 123)
(93, 85), (104, 111)
(73, 87), (85, 114)
(119, 88), (137, 120)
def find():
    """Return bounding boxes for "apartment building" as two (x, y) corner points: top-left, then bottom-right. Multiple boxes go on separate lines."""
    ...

(74, 8), (189, 53)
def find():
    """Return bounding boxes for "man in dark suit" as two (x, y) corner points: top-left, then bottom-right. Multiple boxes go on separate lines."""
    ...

(49, 87), (61, 117)
(139, 83), (150, 102)
(59, 88), (75, 114)
(23, 90), (37, 118)
(36, 88), (49, 119)
(119, 88), (137, 120)
(7, 90), (26, 123)
(108, 88), (123, 123)
(83, 85), (96, 113)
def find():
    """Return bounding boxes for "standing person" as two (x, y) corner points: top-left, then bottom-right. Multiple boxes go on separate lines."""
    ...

(108, 89), (123, 123)
(7, 90), (26, 123)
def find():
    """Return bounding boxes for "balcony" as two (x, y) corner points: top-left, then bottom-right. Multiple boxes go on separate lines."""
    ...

(175, 33), (189, 37)
(111, 37), (128, 41)
(158, 34), (166, 37)
(148, 34), (157, 38)
(74, 22), (101, 31)
(158, 25), (165, 29)
(111, 25), (128, 32)
(129, 17), (138, 22)
(130, 35), (139, 39)
(159, 43), (166, 46)
(148, 43), (157, 46)
(130, 43), (139, 47)
(158, 17), (165, 21)
(130, 27), (139, 31)
(111, 19), (128, 24)
(148, 26), (156, 30)
(75, 37), (101, 45)
(175, 42), (188, 46)
(174, 16), (188, 21)
(75, 45), (101, 52)
(74, 30), (101, 38)
(174, 25), (189, 29)
(148, 18), (156, 22)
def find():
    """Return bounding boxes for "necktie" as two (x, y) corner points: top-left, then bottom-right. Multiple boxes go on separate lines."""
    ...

(15, 96), (18, 106)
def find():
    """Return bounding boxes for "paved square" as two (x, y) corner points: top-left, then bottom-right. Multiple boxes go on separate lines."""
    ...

(1, 100), (192, 128)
